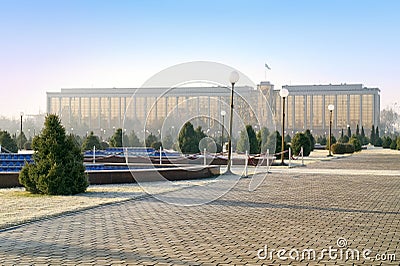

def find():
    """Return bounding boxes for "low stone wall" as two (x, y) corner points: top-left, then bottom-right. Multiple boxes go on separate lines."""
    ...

(0, 165), (220, 188)
(0, 173), (20, 188)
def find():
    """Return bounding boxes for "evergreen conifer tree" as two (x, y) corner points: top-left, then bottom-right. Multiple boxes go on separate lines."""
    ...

(291, 132), (311, 156)
(370, 125), (376, 145)
(304, 129), (315, 151)
(0, 130), (18, 153)
(256, 127), (270, 153)
(19, 114), (88, 195)
(145, 133), (158, 147)
(82, 131), (102, 151)
(110, 128), (129, 147)
(237, 125), (259, 154)
(178, 122), (204, 154)
(129, 130), (142, 147)
(17, 132), (28, 150)
(347, 126), (352, 138)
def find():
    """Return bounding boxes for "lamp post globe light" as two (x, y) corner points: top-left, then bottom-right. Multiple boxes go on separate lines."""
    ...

(220, 110), (226, 153)
(328, 104), (335, 157)
(279, 88), (289, 165)
(226, 71), (239, 174)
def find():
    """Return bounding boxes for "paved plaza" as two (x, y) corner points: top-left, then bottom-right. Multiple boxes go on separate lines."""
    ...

(0, 150), (399, 265)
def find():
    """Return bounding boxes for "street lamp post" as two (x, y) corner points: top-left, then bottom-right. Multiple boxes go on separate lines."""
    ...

(220, 110), (226, 153)
(19, 112), (24, 150)
(328, 104), (335, 156)
(279, 88), (289, 165)
(227, 71), (239, 174)
(20, 112), (23, 134)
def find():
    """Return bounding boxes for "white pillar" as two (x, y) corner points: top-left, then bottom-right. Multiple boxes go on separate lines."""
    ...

(203, 148), (207, 166)
(160, 146), (162, 165)
(93, 146), (96, 164)
(244, 150), (248, 177)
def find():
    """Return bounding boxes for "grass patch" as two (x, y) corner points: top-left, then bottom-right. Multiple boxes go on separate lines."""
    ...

(8, 191), (51, 198)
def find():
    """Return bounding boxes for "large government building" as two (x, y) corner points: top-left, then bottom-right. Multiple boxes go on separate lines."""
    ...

(273, 84), (380, 134)
(46, 85), (273, 136)
(46, 82), (380, 136)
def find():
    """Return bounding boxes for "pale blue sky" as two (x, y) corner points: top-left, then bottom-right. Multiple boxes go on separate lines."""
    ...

(1, 0), (399, 118)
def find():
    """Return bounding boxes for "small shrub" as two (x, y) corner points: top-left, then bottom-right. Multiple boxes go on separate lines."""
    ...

(338, 135), (349, 143)
(151, 141), (162, 150)
(349, 135), (362, 152)
(397, 137), (400, 150)
(331, 143), (345, 154)
(317, 135), (327, 145)
(344, 143), (355, 153)
(382, 136), (392, 149)
(291, 132), (311, 156)
(331, 143), (354, 154)
(375, 137), (383, 147)
(390, 137), (398, 150)
(304, 129), (315, 151)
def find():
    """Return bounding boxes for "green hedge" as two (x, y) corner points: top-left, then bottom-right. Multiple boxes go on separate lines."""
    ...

(331, 143), (355, 154)
(349, 136), (362, 152)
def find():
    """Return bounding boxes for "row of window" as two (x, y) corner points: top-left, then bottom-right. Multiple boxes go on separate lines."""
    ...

(275, 94), (376, 130)
(49, 92), (377, 131)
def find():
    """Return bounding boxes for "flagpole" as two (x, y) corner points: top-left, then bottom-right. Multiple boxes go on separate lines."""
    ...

(264, 63), (271, 81)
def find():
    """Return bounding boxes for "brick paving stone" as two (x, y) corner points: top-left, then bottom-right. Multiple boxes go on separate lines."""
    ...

(0, 150), (399, 265)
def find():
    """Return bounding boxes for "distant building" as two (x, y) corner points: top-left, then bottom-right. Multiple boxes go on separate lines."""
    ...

(46, 86), (272, 136)
(274, 84), (380, 134)
(46, 83), (380, 137)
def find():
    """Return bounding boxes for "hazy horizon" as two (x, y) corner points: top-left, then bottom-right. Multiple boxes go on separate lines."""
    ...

(1, 0), (399, 119)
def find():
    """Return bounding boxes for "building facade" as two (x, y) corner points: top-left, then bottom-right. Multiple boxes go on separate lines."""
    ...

(47, 83), (380, 137)
(46, 85), (273, 136)
(274, 84), (380, 134)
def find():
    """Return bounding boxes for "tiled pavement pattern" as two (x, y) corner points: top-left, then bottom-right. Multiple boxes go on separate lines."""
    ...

(0, 151), (399, 265)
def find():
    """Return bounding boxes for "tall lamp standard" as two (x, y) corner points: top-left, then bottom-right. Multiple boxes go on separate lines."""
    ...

(328, 104), (335, 157)
(227, 71), (239, 174)
(19, 112), (24, 150)
(279, 88), (289, 165)
(220, 110), (226, 153)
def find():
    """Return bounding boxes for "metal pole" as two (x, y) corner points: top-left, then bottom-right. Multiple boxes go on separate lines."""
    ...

(329, 110), (333, 156)
(281, 97), (286, 165)
(93, 146), (96, 164)
(289, 147), (292, 168)
(20, 114), (23, 150)
(20, 115), (23, 135)
(227, 82), (235, 173)
(301, 146), (304, 165)
(221, 115), (224, 153)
